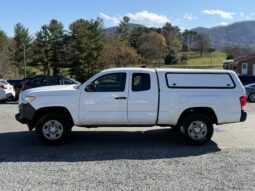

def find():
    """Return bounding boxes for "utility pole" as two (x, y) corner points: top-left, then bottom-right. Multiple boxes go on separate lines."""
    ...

(23, 43), (26, 78)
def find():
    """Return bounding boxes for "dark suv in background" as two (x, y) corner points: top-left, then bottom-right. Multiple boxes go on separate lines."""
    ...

(12, 76), (80, 99)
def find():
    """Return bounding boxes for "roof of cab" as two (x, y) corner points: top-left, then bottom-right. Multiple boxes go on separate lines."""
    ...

(101, 67), (236, 75)
(101, 68), (155, 73)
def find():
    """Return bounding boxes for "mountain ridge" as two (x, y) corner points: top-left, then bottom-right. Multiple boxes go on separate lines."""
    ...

(105, 20), (255, 50)
(192, 20), (255, 50)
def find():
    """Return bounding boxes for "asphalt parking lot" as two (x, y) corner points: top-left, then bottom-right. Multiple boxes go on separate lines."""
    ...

(0, 103), (255, 190)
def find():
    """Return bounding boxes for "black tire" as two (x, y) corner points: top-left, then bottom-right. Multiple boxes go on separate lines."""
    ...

(248, 92), (255, 103)
(35, 113), (72, 145)
(0, 99), (7, 104)
(181, 113), (213, 145)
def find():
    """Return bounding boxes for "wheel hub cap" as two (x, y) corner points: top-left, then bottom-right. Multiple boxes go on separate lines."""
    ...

(188, 121), (208, 140)
(42, 120), (64, 140)
(49, 126), (56, 132)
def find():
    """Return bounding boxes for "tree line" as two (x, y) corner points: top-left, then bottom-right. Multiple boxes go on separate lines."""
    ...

(0, 17), (211, 81)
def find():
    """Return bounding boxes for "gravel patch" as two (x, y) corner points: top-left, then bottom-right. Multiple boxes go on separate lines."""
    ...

(0, 149), (255, 191)
(0, 103), (255, 190)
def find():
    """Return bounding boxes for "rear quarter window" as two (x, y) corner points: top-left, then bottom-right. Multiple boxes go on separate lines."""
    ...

(132, 73), (151, 91)
(166, 73), (235, 89)
(62, 78), (76, 85)
(46, 77), (61, 85)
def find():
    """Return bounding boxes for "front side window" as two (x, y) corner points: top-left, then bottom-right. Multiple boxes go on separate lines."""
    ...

(132, 73), (151, 91)
(91, 73), (126, 92)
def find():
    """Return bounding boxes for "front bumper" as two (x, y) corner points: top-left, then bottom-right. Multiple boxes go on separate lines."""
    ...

(15, 103), (36, 124)
(240, 110), (247, 122)
(15, 113), (30, 124)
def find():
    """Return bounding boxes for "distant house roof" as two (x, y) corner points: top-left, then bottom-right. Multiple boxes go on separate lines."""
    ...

(236, 53), (255, 62)
(223, 59), (234, 63)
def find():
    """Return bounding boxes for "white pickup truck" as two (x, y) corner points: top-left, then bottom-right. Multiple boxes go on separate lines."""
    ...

(16, 68), (247, 145)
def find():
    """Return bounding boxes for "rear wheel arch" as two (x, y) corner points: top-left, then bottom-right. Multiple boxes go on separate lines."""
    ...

(176, 107), (218, 127)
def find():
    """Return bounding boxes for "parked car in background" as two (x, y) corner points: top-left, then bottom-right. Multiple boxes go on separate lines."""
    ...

(13, 76), (80, 99)
(245, 83), (255, 102)
(238, 75), (255, 86)
(0, 80), (16, 103)
(7, 79), (22, 100)
(7, 79), (22, 86)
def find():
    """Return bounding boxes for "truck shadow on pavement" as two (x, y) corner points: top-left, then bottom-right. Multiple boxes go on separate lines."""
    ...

(0, 128), (220, 162)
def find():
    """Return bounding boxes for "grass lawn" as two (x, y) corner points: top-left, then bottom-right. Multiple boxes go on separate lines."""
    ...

(163, 51), (227, 69)
(186, 51), (227, 66)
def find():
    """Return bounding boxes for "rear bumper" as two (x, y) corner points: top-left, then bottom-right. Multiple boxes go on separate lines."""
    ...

(240, 110), (247, 122)
(15, 103), (36, 124)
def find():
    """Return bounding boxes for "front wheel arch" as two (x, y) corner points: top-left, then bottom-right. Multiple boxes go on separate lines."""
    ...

(31, 107), (74, 130)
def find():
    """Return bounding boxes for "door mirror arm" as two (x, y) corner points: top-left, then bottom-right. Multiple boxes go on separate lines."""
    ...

(85, 84), (96, 92)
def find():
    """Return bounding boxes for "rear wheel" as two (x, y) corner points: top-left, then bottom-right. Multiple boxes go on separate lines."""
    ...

(181, 113), (213, 145)
(248, 92), (255, 102)
(35, 113), (72, 145)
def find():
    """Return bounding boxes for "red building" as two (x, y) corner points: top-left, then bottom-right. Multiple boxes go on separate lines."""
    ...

(236, 54), (255, 76)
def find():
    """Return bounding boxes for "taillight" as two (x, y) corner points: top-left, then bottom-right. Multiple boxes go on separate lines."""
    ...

(0, 85), (7, 89)
(240, 96), (247, 110)
(22, 83), (28, 90)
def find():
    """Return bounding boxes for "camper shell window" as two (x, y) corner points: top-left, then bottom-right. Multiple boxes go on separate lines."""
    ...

(165, 72), (236, 89)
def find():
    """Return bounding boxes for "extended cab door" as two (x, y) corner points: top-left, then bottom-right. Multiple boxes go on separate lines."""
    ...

(128, 71), (159, 125)
(79, 72), (129, 125)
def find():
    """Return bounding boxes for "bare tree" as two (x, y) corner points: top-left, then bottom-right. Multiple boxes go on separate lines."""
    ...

(196, 33), (210, 57)
(0, 30), (10, 78)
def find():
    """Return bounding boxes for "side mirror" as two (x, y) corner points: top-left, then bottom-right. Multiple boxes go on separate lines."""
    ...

(85, 84), (96, 92)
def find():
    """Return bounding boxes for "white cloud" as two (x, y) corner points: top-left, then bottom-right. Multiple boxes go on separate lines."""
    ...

(100, 11), (170, 27)
(127, 11), (170, 26)
(203, 9), (235, 19)
(245, 13), (255, 20)
(183, 13), (198, 21)
(251, 12), (255, 17)
(220, 22), (228, 26)
(240, 12), (244, 17)
(99, 13), (120, 25)
(180, 26), (186, 32)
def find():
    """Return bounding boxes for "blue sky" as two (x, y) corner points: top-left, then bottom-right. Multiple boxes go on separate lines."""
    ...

(0, 0), (255, 36)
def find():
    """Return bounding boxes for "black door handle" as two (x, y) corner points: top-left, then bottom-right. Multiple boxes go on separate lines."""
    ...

(115, 96), (127, 100)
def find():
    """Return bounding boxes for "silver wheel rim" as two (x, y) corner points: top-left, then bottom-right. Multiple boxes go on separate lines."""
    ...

(187, 120), (208, 141)
(42, 120), (64, 140)
(250, 93), (255, 102)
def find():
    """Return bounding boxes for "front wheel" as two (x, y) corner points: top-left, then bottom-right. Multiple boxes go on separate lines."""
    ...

(248, 92), (255, 103)
(181, 114), (213, 145)
(35, 113), (72, 145)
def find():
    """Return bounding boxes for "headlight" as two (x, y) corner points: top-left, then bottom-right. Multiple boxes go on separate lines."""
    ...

(24, 96), (36, 103)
